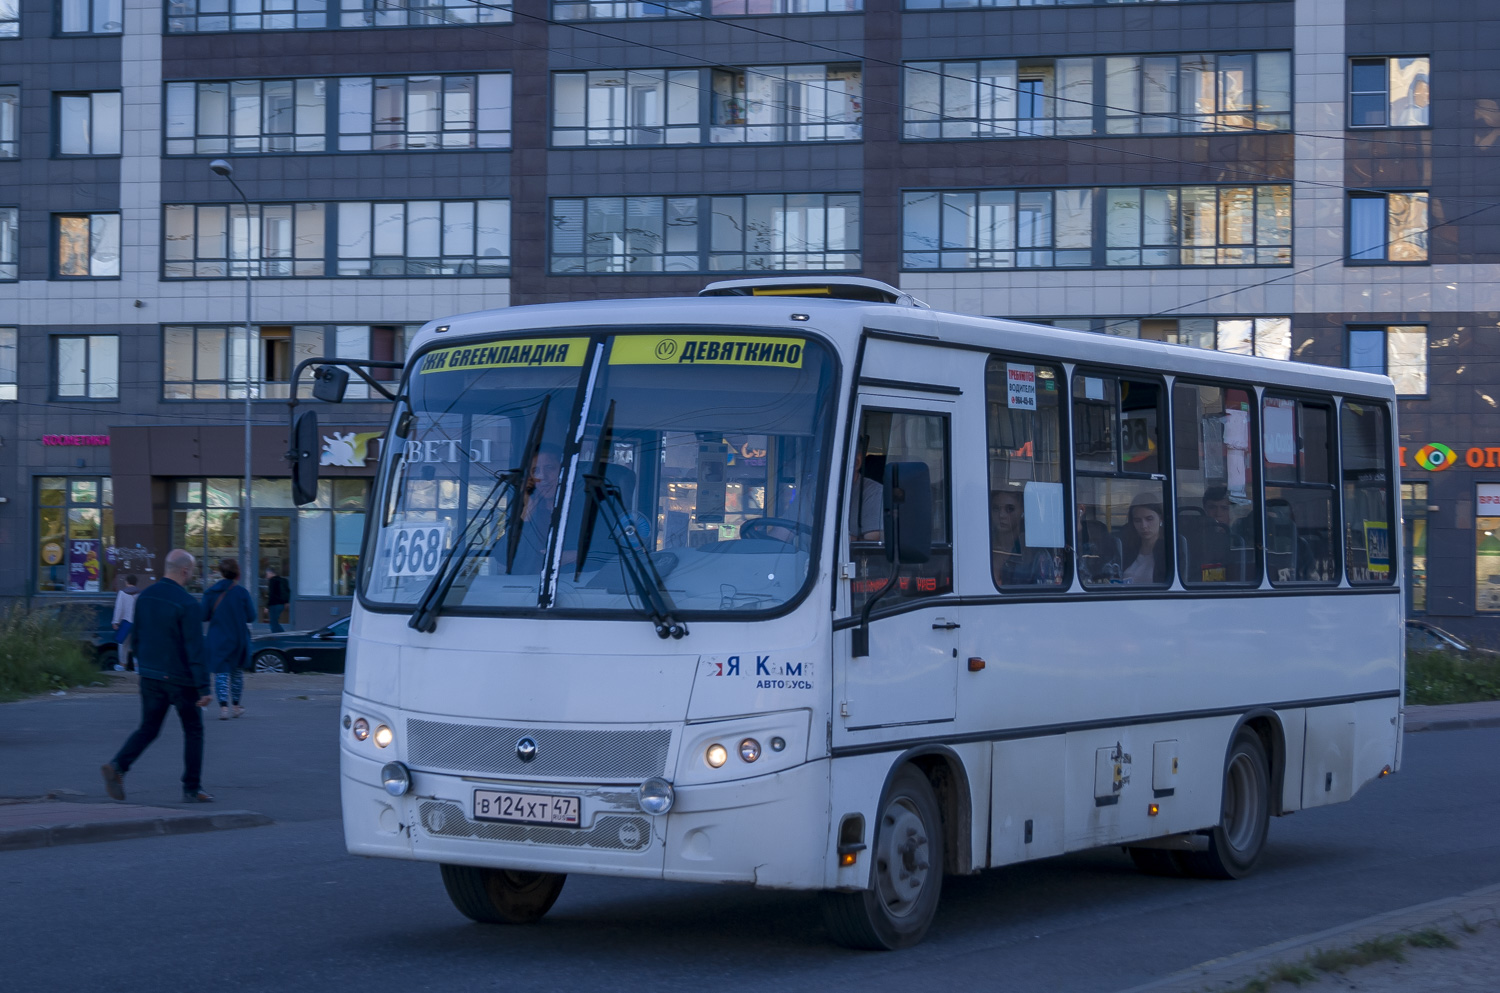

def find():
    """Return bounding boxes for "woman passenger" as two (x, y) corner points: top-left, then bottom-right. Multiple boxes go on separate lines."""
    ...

(1121, 492), (1167, 585)
(991, 489), (1057, 586)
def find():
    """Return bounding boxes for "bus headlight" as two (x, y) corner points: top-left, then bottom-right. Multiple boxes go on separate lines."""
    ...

(352, 718), (370, 741)
(637, 777), (675, 815)
(373, 724), (393, 748)
(381, 762), (411, 796)
(705, 744), (728, 768)
(738, 738), (761, 763)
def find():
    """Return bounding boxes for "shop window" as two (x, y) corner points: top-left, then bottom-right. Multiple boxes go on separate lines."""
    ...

(1402, 482), (1427, 612)
(171, 477), (243, 594)
(1341, 401), (1394, 585)
(0, 327), (15, 400)
(55, 213), (121, 278)
(1477, 484), (1500, 613)
(1173, 382), (1260, 586)
(55, 335), (118, 399)
(57, 92), (122, 156)
(1349, 192), (1428, 262)
(1349, 57), (1429, 128)
(1263, 395), (1338, 584)
(984, 356), (1068, 590)
(37, 476), (115, 593)
(1348, 325), (1427, 396)
(298, 479), (370, 597)
(1073, 372), (1169, 587)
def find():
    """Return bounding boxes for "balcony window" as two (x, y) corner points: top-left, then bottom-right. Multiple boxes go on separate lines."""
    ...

(55, 335), (119, 399)
(1349, 57), (1429, 128)
(1349, 192), (1428, 262)
(57, 92), (123, 156)
(165, 80), (327, 154)
(338, 74), (511, 150)
(56, 213), (121, 278)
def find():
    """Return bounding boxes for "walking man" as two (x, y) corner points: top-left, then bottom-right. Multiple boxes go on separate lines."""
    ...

(101, 549), (215, 803)
(265, 565), (290, 633)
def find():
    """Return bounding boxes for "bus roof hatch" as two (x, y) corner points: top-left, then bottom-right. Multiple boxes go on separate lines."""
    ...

(698, 276), (928, 308)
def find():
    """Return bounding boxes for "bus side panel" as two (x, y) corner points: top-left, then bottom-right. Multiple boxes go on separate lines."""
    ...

(824, 753), (901, 890)
(990, 736), (1066, 865)
(1275, 708), (1307, 813)
(1301, 704), (1356, 807)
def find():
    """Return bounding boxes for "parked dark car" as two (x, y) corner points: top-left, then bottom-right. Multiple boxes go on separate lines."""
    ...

(1405, 619), (1499, 656)
(250, 616), (349, 673)
(36, 601), (120, 669)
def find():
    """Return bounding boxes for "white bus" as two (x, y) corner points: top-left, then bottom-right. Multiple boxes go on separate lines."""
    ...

(334, 278), (1402, 949)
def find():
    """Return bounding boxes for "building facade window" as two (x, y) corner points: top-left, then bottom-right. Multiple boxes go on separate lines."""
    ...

(553, 0), (859, 22)
(162, 200), (510, 278)
(60, 0), (121, 33)
(165, 79), (327, 154)
(549, 193), (861, 273)
(0, 0), (18, 37)
(1402, 481), (1426, 613)
(56, 213), (121, 277)
(1349, 57), (1429, 128)
(1347, 325), (1427, 396)
(338, 75), (511, 150)
(903, 52), (1289, 139)
(57, 92), (123, 156)
(552, 70), (699, 146)
(0, 207), (16, 280)
(38, 477), (115, 593)
(167, 0), (512, 33)
(0, 327), (16, 400)
(709, 65), (861, 142)
(1349, 191), (1428, 262)
(1, 86), (17, 157)
(902, 189), (1093, 268)
(163, 324), (413, 400)
(906, 0), (1252, 7)
(55, 335), (119, 399)
(902, 185), (1291, 269)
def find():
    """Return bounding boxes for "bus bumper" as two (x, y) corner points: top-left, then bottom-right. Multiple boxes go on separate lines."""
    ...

(342, 746), (831, 888)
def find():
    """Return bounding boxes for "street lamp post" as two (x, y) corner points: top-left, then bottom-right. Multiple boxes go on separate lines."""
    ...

(210, 160), (254, 603)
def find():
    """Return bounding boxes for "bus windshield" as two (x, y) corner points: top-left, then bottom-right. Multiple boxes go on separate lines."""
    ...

(361, 330), (837, 619)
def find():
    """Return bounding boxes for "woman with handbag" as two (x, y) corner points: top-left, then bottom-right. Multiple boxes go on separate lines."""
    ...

(204, 559), (255, 720)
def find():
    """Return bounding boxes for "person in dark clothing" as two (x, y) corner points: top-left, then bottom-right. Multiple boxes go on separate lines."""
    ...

(101, 549), (215, 804)
(205, 559), (255, 720)
(265, 566), (290, 633)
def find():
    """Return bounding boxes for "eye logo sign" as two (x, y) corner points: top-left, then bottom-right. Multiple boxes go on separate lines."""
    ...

(1414, 443), (1457, 471)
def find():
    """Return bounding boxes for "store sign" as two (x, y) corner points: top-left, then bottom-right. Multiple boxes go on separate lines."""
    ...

(1401, 444), (1500, 471)
(321, 431), (383, 468)
(42, 434), (110, 446)
(1478, 485), (1500, 513)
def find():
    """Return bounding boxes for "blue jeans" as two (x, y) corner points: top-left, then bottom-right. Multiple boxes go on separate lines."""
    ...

(215, 670), (244, 707)
(268, 604), (285, 633)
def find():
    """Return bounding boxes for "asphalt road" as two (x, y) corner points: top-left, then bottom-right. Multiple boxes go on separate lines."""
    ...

(2, 679), (1498, 993)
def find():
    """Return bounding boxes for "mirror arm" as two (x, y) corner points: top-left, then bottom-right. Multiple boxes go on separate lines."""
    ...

(286, 356), (406, 420)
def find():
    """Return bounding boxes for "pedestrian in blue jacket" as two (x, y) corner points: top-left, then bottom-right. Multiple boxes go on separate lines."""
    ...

(101, 549), (215, 803)
(204, 559), (255, 720)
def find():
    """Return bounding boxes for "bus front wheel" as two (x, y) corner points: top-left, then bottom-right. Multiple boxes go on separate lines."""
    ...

(1177, 728), (1271, 880)
(821, 766), (945, 950)
(439, 864), (567, 924)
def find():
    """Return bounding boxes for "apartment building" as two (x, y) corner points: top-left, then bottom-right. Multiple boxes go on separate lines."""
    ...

(0, 0), (1493, 638)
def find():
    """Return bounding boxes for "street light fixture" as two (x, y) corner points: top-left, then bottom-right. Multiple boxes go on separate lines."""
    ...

(210, 159), (254, 606)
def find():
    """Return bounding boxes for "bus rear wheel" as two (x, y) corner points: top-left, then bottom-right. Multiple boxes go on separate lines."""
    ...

(821, 766), (945, 950)
(1176, 728), (1271, 880)
(440, 864), (567, 924)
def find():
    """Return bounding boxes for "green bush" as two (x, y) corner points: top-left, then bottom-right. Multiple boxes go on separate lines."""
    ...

(1406, 649), (1500, 705)
(0, 605), (100, 702)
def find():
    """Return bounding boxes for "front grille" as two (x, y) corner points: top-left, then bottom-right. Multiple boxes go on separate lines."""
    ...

(406, 719), (672, 781)
(418, 801), (652, 852)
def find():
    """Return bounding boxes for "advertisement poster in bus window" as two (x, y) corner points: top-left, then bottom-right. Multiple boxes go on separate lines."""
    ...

(1363, 521), (1390, 576)
(68, 539), (101, 592)
(1006, 364), (1036, 409)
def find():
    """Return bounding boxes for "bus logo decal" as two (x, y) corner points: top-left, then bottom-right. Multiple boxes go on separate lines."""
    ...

(516, 737), (538, 762)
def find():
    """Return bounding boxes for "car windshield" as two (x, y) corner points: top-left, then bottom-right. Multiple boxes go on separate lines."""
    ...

(361, 329), (837, 619)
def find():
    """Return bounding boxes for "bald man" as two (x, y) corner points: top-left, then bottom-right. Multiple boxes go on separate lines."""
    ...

(102, 549), (215, 803)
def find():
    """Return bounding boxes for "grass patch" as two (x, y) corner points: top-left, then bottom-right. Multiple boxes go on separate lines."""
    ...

(1405, 649), (1500, 705)
(0, 605), (99, 703)
(1308, 935), (1407, 973)
(1406, 927), (1458, 949)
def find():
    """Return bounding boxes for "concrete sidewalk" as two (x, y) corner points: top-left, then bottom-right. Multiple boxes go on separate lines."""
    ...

(1405, 699), (1500, 732)
(0, 797), (271, 851)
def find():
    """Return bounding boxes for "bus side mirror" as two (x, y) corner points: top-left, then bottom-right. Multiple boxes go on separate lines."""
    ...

(290, 410), (320, 506)
(883, 461), (933, 564)
(312, 365), (350, 403)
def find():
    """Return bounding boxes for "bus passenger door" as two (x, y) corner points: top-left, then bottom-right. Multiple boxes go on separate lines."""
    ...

(839, 399), (959, 730)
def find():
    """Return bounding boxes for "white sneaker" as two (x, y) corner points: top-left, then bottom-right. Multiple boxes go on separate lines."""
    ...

(113, 664), (125, 671)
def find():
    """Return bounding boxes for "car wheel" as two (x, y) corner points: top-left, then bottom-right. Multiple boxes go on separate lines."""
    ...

(252, 650), (288, 673)
(97, 646), (119, 671)
(440, 865), (567, 924)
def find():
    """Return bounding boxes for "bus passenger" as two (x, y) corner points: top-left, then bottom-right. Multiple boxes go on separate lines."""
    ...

(1203, 485), (1233, 528)
(849, 447), (885, 541)
(991, 490), (1057, 586)
(1077, 502), (1120, 583)
(1121, 492), (1167, 585)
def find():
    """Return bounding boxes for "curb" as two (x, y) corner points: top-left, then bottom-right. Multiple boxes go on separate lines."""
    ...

(0, 808), (274, 852)
(1406, 716), (1500, 733)
(1113, 881), (1500, 993)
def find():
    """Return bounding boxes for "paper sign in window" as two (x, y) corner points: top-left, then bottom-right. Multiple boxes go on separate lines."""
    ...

(1006, 364), (1037, 409)
(1024, 481), (1065, 548)
(1264, 399), (1296, 465)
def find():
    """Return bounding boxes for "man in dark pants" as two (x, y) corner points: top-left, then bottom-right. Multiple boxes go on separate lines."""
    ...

(265, 565), (290, 633)
(101, 548), (215, 803)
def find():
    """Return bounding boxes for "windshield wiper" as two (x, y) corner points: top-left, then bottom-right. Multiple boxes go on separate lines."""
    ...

(576, 407), (688, 640)
(408, 394), (551, 633)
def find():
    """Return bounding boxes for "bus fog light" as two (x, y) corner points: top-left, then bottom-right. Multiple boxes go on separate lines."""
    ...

(637, 777), (675, 815)
(706, 744), (728, 768)
(739, 738), (761, 763)
(373, 724), (393, 748)
(381, 762), (411, 796)
(352, 718), (370, 741)
(770, 736), (785, 752)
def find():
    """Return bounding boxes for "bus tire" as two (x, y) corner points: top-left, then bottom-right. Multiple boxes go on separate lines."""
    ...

(439, 864), (567, 924)
(1176, 728), (1271, 880)
(821, 766), (945, 950)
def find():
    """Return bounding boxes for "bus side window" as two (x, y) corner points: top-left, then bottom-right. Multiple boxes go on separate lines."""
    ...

(1341, 400), (1394, 585)
(1263, 395), (1338, 584)
(1172, 382), (1261, 586)
(848, 409), (953, 611)
(1073, 372), (1169, 588)
(984, 356), (1068, 590)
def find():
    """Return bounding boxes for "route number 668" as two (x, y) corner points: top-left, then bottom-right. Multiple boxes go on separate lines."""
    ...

(387, 524), (447, 577)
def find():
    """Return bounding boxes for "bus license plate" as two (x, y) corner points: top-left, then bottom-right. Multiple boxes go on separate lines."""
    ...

(472, 789), (580, 827)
